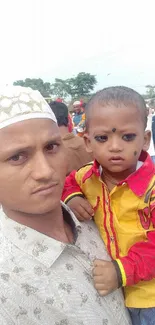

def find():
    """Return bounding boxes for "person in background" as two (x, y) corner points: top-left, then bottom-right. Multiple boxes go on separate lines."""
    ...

(55, 98), (73, 133)
(146, 105), (155, 163)
(0, 86), (131, 325)
(72, 100), (84, 127)
(76, 102), (86, 137)
(50, 101), (93, 174)
(68, 112), (74, 132)
(152, 110), (155, 153)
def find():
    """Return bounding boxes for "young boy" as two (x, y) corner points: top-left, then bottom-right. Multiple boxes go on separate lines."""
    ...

(62, 86), (155, 325)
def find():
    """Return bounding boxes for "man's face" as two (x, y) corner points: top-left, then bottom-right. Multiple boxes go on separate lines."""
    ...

(74, 105), (81, 114)
(0, 119), (67, 215)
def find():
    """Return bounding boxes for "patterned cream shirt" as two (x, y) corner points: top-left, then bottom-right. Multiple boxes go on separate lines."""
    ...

(0, 203), (131, 325)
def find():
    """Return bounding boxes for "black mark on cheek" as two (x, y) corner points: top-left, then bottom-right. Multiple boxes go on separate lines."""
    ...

(112, 128), (116, 133)
(134, 151), (137, 156)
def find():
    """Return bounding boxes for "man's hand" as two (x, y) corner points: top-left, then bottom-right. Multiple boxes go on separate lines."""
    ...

(93, 260), (118, 296)
(67, 196), (94, 221)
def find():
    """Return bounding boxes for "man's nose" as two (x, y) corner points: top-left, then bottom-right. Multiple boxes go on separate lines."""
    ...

(31, 154), (54, 180)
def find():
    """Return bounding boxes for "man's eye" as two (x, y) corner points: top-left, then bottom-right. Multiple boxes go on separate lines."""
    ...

(9, 153), (27, 164)
(46, 143), (59, 152)
(94, 135), (108, 142)
(122, 134), (136, 141)
(11, 155), (20, 161)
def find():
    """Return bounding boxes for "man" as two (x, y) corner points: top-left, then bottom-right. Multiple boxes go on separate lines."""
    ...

(72, 100), (84, 127)
(0, 86), (131, 325)
(50, 100), (93, 174)
(146, 105), (155, 162)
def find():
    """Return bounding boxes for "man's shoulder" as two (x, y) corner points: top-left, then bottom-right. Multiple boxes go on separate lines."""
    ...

(63, 133), (84, 148)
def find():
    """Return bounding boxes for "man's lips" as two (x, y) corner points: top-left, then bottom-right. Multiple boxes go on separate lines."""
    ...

(32, 183), (58, 195)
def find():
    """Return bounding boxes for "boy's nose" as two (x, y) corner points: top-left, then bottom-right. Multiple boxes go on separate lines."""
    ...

(109, 138), (123, 152)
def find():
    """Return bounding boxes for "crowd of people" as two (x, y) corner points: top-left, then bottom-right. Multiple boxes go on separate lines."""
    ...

(0, 85), (154, 325)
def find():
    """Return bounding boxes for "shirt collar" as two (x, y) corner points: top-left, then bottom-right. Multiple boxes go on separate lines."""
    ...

(119, 152), (155, 196)
(82, 152), (155, 196)
(82, 160), (100, 183)
(0, 202), (81, 268)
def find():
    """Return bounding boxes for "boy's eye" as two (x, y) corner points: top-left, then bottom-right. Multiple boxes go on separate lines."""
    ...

(122, 134), (136, 141)
(94, 135), (108, 142)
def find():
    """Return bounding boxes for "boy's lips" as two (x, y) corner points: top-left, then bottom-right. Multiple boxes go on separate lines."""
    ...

(109, 156), (124, 163)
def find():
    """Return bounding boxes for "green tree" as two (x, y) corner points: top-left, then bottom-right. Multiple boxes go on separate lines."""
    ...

(51, 72), (97, 99)
(51, 78), (71, 99)
(145, 85), (155, 99)
(13, 78), (52, 97)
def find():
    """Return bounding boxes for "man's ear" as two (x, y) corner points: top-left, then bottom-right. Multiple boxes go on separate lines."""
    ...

(143, 130), (151, 152)
(83, 133), (93, 153)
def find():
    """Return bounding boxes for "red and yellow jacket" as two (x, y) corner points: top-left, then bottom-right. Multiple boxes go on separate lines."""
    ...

(62, 152), (155, 308)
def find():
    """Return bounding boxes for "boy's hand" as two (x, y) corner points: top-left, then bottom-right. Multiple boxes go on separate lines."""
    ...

(67, 196), (94, 221)
(93, 260), (118, 296)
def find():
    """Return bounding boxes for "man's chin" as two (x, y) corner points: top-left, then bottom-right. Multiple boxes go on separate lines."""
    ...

(17, 199), (61, 216)
(31, 201), (61, 215)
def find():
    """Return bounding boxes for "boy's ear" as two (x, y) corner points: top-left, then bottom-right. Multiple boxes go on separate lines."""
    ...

(143, 130), (151, 152)
(83, 133), (93, 153)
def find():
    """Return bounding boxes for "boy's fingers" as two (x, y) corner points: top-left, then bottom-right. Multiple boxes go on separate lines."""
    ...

(93, 259), (107, 267)
(78, 206), (92, 220)
(93, 275), (106, 284)
(81, 201), (94, 216)
(74, 206), (91, 221)
(92, 267), (104, 276)
(94, 282), (106, 290)
(97, 290), (108, 297)
(74, 211), (86, 221)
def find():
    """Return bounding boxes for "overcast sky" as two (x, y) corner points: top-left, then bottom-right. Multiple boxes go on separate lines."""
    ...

(0, 0), (154, 94)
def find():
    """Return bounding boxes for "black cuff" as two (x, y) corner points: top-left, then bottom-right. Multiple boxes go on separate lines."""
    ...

(65, 193), (84, 204)
(112, 260), (123, 288)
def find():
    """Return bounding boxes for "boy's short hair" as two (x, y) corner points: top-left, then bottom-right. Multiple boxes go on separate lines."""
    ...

(49, 101), (69, 127)
(85, 86), (147, 129)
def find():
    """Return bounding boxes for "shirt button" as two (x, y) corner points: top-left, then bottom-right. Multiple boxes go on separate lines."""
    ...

(110, 236), (114, 242)
(106, 200), (109, 205)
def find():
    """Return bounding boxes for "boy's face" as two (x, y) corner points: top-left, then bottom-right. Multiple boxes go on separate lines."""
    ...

(84, 104), (150, 174)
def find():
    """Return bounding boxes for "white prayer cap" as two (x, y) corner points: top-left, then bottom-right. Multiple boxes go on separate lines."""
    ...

(0, 86), (57, 130)
(73, 100), (81, 107)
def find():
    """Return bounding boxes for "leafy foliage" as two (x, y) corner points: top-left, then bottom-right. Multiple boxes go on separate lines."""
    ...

(13, 78), (52, 98)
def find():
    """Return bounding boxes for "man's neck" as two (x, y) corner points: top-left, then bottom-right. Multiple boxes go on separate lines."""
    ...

(3, 205), (73, 243)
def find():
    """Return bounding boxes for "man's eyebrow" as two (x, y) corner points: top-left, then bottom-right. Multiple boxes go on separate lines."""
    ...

(1, 134), (62, 155)
(1, 145), (34, 156)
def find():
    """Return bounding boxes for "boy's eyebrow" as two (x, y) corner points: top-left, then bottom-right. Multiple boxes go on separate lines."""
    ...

(92, 125), (138, 133)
